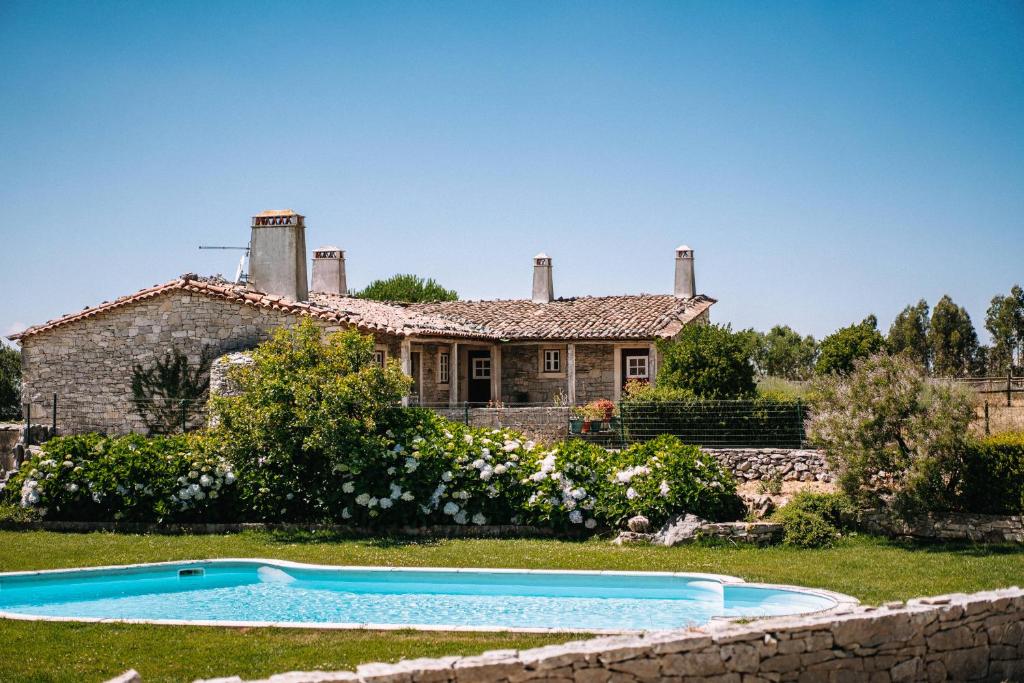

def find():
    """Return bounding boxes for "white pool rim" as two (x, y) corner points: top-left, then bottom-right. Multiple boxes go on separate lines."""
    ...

(0, 558), (861, 634)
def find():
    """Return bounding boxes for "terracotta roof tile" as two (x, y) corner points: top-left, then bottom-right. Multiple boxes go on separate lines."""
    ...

(406, 295), (716, 340)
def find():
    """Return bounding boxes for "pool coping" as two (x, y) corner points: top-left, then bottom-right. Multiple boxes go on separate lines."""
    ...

(0, 558), (860, 634)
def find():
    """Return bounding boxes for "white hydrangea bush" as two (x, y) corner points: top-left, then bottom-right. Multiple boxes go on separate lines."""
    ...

(520, 440), (603, 530)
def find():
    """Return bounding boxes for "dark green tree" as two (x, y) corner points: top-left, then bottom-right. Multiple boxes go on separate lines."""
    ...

(985, 284), (1024, 374)
(929, 295), (980, 377)
(354, 274), (458, 303)
(887, 299), (931, 370)
(753, 325), (818, 380)
(656, 324), (757, 399)
(815, 315), (885, 376)
(0, 345), (21, 421)
(131, 349), (213, 434)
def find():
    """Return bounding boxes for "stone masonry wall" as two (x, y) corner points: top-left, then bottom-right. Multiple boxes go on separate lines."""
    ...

(702, 447), (832, 483)
(190, 587), (1024, 683)
(19, 292), (364, 435)
(435, 406), (569, 444)
(858, 510), (1024, 544)
(575, 344), (616, 403)
(501, 345), (570, 405)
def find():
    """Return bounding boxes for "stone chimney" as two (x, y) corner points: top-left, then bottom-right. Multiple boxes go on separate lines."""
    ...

(248, 209), (309, 301)
(674, 245), (695, 298)
(532, 252), (554, 303)
(311, 247), (347, 295)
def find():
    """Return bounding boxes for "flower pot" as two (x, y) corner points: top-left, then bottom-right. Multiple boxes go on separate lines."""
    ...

(569, 418), (583, 434)
(591, 420), (605, 432)
(582, 419), (591, 434)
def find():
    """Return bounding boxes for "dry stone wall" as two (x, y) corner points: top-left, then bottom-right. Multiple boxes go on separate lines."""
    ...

(702, 448), (832, 483)
(434, 406), (569, 444)
(858, 510), (1024, 544)
(184, 587), (1024, 683)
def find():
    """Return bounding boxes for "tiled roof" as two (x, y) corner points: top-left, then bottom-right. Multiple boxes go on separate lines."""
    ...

(9, 275), (494, 341)
(406, 294), (716, 340)
(9, 275), (715, 343)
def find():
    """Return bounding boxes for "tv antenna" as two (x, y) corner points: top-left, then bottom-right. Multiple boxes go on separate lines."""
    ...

(199, 245), (250, 284)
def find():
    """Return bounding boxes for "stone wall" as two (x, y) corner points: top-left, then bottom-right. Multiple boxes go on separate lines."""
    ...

(434, 406), (569, 444)
(575, 344), (615, 403)
(19, 291), (369, 435)
(858, 510), (1024, 544)
(189, 587), (1024, 683)
(702, 447), (832, 483)
(501, 345), (570, 405)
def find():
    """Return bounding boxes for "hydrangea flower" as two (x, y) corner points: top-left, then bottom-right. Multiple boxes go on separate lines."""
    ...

(342, 481), (355, 494)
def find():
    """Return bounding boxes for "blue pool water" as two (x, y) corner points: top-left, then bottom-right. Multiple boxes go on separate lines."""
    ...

(0, 561), (839, 631)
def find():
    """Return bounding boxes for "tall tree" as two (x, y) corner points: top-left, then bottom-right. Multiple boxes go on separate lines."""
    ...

(656, 324), (757, 399)
(354, 274), (458, 303)
(754, 325), (818, 380)
(0, 345), (21, 421)
(887, 299), (931, 370)
(985, 284), (1024, 374)
(929, 295), (980, 377)
(815, 315), (885, 376)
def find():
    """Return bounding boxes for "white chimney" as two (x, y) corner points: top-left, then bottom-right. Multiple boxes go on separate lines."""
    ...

(311, 246), (347, 295)
(674, 245), (695, 298)
(248, 209), (309, 301)
(532, 252), (554, 303)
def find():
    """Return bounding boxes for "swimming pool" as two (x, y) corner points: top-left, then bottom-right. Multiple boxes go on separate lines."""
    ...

(0, 560), (856, 633)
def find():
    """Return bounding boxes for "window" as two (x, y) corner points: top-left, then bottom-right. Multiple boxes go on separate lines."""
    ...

(373, 349), (386, 367)
(472, 356), (491, 379)
(542, 349), (561, 373)
(625, 355), (649, 379)
(438, 352), (450, 384)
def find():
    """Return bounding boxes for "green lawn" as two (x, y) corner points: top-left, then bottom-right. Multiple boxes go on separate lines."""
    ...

(0, 530), (1021, 682)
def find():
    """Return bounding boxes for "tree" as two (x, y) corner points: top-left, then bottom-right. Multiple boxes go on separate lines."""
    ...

(985, 284), (1024, 374)
(753, 325), (818, 380)
(807, 352), (975, 512)
(815, 315), (885, 376)
(208, 319), (413, 521)
(656, 324), (756, 399)
(131, 349), (212, 434)
(887, 299), (931, 370)
(0, 345), (21, 421)
(929, 295), (980, 377)
(354, 274), (458, 303)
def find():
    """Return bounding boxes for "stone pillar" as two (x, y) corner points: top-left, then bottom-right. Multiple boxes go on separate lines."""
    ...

(400, 339), (411, 407)
(567, 343), (577, 405)
(649, 342), (658, 387)
(449, 342), (460, 406)
(491, 344), (502, 403)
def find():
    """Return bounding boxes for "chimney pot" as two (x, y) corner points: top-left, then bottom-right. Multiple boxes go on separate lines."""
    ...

(674, 245), (696, 298)
(312, 246), (347, 295)
(532, 253), (554, 303)
(248, 209), (309, 301)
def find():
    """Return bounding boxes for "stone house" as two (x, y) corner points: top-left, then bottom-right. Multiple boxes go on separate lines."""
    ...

(10, 210), (715, 434)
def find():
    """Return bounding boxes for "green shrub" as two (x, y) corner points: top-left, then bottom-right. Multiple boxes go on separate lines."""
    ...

(208, 320), (413, 522)
(656, 324), (757, 399)
(775, 508), (839, 548)
(3, 433), (238, 522)
(807, 352), (976, 512)
(957, 432), (1024, 514)
(776, 492), (854, 529)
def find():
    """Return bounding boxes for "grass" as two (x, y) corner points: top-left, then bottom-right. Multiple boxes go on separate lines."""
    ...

(0, 530), (1021, 682)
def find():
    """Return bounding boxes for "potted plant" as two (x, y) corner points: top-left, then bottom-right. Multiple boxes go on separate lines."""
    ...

(569, 406), (585, 434)
(583, 401), (606, 432)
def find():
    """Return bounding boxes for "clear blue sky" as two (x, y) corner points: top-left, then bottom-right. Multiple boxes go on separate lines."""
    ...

(2, 1), (1022, 346)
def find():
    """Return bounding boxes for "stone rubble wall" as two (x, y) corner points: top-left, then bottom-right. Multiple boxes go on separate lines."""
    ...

(857, 510), (1024, 544)
(433, 407), (570, 445)
(702, 447), (832, 483)
(185, 587), (1024, 683)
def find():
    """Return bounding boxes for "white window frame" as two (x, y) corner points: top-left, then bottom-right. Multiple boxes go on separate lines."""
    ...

(625, 355), (649, 379)
(373, 346), (388, 367)
(472, 356), (491, 379)
(438, 351), (450, 384)
(542, 349), (561, 373)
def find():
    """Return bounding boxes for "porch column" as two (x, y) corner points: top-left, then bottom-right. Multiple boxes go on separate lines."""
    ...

(567, 343), (577, 405)
(649, 342), (658, 387)
(491, 344), (502, 403)
(400, 339), (411, 407)
(449, 342), (460, 406)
